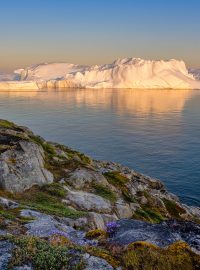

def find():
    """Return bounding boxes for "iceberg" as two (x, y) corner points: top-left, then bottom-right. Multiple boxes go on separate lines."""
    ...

(0, 81), (39, 90)
(1, 58), (200, 90)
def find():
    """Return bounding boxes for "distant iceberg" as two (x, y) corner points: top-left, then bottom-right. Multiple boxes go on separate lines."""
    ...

(1, 58), (200, 90)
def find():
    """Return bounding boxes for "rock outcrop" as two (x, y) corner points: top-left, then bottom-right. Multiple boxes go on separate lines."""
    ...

(0, 119), (200, 269)
(0, 121), (53, 192)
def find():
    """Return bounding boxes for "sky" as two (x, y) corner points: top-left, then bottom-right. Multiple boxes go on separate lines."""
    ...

(0, 0), (200, 72)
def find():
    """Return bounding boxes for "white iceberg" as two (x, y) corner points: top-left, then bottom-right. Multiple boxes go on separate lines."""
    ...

(1, 58), (200, 90)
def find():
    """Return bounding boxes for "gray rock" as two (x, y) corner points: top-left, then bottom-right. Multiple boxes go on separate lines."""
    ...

(64, 187), (112, 213)
(13, 265), (34, 270)
(83, 253), (113, 270)
(58, 216), (88, 230)
(138, 196), (148, 205)
(129, 202), (141, 212)
(88, 212), (118, 230)
(0, 240), (14, 270)
(0, 230), (7, 236)
(183, 205), (200, 219)
(0, 140), (53, 192)
(20, 209), (95, 246)
(0, 197), (19, 209)
(111, 219), (200, 251)
(67, 168), (108, 189)
(115, 200), (133, 218)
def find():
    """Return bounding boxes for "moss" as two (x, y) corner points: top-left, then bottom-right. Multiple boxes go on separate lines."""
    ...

(30, 135), (56, 156)
(86, 246), (120, 268)
(86, 229), (107, 240)
(0, 144), (11, 153)
(19, 190), (85, 219)
(59, 144), (91, 164)
(163, 199), (186, 218)
(9, 236), (85, 270)
(127, 241), (159, 250)
(0, 206), (21, 220)
(42, 142), (56, 156)
(0, 216), (7, 229)
(104, 171), (129, 187)
(133, 208), (164, 223)
(167, 241), (190, 253)
(44, 157), (68, 180)
(49, 235), (73, 247)
(76, 152), (91, 165)
(41, 182), (66, 198)
(0, 119), (16, 129)
(104, 171), (136, 203)
(121, 186), (136, 203)
(0, 210), (16, 220)
(122, 240), (200, 270)
(29, 134), (44, 146)
(92, 183), (117, 202)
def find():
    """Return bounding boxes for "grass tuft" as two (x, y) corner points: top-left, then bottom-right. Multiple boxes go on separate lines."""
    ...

(92, 183), (117, 202)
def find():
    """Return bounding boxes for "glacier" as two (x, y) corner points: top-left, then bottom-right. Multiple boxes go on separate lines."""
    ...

(0, 58), (200, 90)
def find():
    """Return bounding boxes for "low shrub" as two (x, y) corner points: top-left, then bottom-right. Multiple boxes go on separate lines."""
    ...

(9, 236), (85, 270)
(86, 229), (107, 240)
(122, 241), (200, 270)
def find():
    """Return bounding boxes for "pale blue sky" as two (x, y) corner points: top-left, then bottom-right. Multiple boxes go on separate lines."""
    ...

(0, 0), (200, 71)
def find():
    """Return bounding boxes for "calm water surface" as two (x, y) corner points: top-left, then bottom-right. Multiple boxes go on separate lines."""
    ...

(0, 88), (200, 206)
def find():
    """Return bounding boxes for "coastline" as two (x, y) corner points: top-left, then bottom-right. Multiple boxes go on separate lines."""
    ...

(0, 119), (200, 269)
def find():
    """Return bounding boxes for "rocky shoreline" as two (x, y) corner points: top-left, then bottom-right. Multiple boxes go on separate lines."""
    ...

(0, 119), (200, 269)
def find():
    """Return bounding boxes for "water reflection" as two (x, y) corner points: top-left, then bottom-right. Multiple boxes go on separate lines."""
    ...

(0, 88), (199, 206)
(0, 88), (194, 115)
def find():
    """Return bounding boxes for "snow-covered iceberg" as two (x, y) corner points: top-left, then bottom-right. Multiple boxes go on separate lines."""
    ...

(1, 58), (200, 90)
(64, 58), (200, 89)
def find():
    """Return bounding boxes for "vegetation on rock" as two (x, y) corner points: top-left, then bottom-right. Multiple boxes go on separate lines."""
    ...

(92, 183), (117, 202)
(8, 235), (85, 270)
(85, 229), (107, 240)
(122, 241), (200, 270)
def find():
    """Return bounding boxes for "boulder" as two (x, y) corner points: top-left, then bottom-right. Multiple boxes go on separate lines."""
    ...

(0, 197), (19, 209)
(115, 199), (133, 218)
(67, 167), (109, 189)
(111, 219), (200, 252)
(88, 212), (118, 230)
(64, 187), (112, 214)
(83, 254), (114, 270)
(0, 240), (14, 270)
(20, 209), (95, 246)
(0, 140), (53, 192)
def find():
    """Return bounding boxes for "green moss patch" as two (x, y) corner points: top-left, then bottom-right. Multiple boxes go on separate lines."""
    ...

(0, 119), (16, 129)
(92, 183), (117, 202)
(19, 189), (85, 219)
(104, 171), (135, 203)
(30, 135), (56, 155)
(41, 182), (66, 198)
(104, 171), (129, 187)
(163, 199), (186, 218)
(133, 208), (165, 223)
